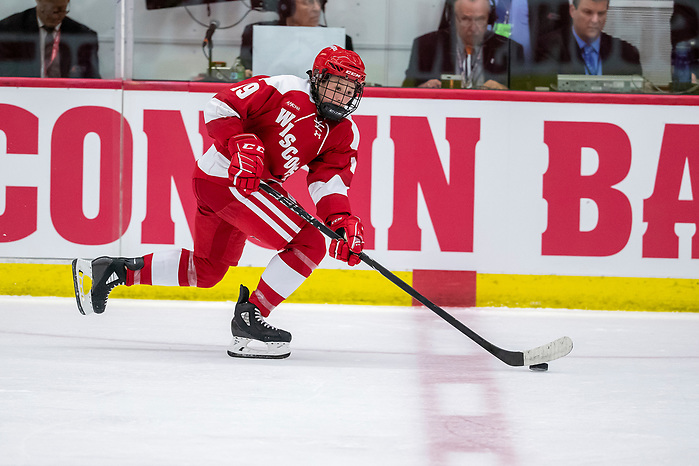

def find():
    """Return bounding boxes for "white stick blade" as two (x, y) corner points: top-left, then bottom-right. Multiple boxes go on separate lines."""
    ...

(522, 336), (573, 365)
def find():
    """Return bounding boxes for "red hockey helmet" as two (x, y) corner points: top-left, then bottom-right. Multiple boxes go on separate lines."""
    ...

(308, 45), (366, 120)
(312, 45), (366, 84)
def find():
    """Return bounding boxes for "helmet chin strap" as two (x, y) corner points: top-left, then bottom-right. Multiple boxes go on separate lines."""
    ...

(318, 102), (347, 121)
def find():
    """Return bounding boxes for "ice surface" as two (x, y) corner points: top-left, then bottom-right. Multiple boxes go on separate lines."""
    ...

(1, 296), (698, 465)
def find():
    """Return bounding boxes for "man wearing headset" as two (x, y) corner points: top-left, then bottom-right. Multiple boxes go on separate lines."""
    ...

(403, 0), (526, 89)
(239, 0), (354, 76)
(72, 46), (367, 360)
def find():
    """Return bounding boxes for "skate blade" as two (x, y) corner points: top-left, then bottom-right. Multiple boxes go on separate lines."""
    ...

(227, 336), (291, 359)
(72, 259), (94, 315)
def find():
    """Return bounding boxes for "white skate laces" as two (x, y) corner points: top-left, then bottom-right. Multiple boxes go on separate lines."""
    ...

(254, 310), (276, 330)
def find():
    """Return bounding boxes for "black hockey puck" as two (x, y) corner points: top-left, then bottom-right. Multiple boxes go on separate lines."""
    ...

(529, 363), (549, 371)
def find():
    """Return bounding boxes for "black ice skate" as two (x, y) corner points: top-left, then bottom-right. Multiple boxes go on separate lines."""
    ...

(72, 256), (144, 315)
(227, 285), (292, 359)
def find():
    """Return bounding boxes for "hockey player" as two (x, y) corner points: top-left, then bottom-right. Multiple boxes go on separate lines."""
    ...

(72, 45), (367, 359)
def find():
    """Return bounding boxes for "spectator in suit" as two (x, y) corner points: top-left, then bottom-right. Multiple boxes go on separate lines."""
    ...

(534, 0), (641, 86)
(240, 0), (353, 76)
(0, 0), (100, 78)
(403, 0), (526, 89)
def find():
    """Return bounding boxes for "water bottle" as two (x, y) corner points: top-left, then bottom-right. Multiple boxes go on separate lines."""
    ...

(672, 41), (692, 92)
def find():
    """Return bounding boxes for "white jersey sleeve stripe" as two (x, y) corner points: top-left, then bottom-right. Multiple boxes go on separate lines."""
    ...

(197, 145), (229, 179)
(204, 97), (241, 124)
(348, 117), (360, 150)
(308, 174), (349, 205)
(262, 75), (311, 96)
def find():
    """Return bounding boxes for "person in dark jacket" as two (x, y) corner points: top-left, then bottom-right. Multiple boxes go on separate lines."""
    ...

(0, 0), (100, 78)
(534, 0), (641, 87)
(403, 0), (526, 89)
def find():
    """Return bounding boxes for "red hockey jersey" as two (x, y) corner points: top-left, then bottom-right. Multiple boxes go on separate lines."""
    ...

(196, 74), (360, 222)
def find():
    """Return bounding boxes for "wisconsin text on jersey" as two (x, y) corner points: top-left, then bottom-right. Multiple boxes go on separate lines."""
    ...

(275, 106), (327, 180)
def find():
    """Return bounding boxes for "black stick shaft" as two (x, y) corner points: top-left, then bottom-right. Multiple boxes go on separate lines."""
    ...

(259, 182), (526, 366)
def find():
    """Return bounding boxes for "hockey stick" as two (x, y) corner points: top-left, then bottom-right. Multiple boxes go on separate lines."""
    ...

(259, 182), (573, 367)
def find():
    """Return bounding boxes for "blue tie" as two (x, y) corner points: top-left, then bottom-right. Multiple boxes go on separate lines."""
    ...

(583, 45), (599, 75)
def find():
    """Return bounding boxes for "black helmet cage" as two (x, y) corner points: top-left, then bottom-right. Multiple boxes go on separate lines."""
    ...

(309, 68), (364, 121)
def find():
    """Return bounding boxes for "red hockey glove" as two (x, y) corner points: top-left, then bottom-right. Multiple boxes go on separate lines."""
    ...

(228, 133), (264, 196)
(327, 214), (364, 266)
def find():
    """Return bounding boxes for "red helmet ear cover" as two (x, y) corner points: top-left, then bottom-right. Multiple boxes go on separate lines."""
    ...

(313, 45), (366, 84)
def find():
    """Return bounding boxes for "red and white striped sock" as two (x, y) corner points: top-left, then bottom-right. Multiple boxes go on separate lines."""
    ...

(126, 249), (196, 287)
(250, 247), (318, 317)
